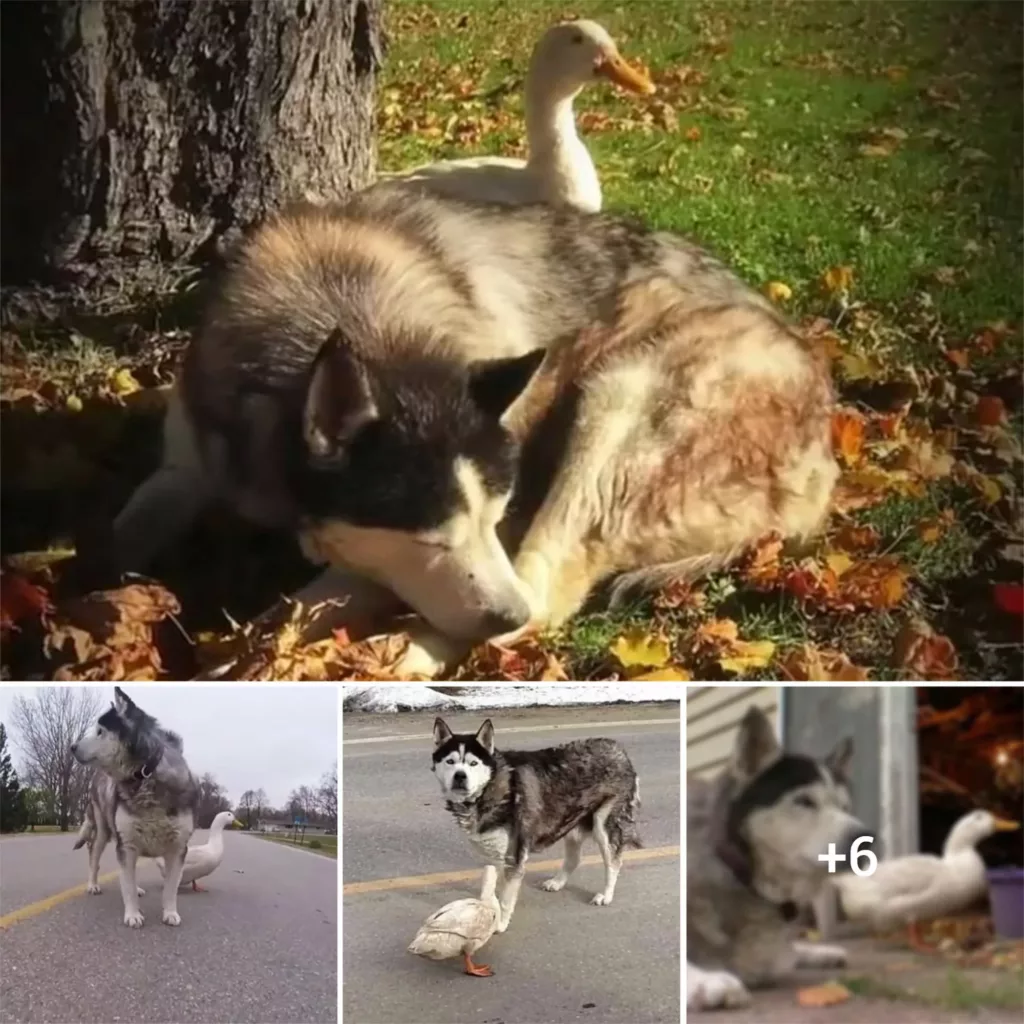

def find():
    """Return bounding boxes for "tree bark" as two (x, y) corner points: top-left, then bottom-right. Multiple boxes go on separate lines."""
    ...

(1, 0), (382, 301)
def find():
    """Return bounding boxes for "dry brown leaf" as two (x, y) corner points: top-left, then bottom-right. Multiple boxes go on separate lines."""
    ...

(796, 981), (853, 1007)
(832, 523), (881, 553)
(893, 618), (958, 680)
(975, 395), (1006, 426)
(779, 644), (869, 682)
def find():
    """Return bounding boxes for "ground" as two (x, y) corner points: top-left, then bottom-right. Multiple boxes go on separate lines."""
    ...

(341, 702), (681, 1024)
(0, 827), (337, 1024)
(700, 936), (1024, 1024)
(1, 0), (1021, 681)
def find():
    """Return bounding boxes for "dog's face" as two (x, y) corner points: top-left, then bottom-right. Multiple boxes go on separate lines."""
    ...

(721, 707), (865, 904)
(431, 718), (496, 803)
(295, 333), (545, 642)
(70, 687), (169, 780)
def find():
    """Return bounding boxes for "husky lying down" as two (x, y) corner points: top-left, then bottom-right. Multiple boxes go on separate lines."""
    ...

(111, 185), (838, 675)
(687, 706), (864, 1011)
(71, 687), (198, 927)
(431, 718), (642, 931)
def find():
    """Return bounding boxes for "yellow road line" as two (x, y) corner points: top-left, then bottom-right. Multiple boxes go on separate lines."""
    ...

(343, 844), (679, 895)
(0, 872), (119, 930)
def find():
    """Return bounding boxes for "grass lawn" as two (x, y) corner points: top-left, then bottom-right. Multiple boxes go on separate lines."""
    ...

(251, 832), (338, 859)
(1, 1), (1020, 681)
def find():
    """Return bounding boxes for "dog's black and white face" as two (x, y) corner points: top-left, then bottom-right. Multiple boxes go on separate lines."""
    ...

(71, 687), (179, 781)
(295, 332), (545, 642)
(721, 707), (865, 904)
(431, 718), (497, 804)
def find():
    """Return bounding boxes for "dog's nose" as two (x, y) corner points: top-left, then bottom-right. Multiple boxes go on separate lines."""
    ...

(452, 771), (467, 787)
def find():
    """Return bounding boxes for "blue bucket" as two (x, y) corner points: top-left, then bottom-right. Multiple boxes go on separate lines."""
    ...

(987, 867), (1024, 940)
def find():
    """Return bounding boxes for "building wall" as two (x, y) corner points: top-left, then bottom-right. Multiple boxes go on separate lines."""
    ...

(686, 686), (780, 779)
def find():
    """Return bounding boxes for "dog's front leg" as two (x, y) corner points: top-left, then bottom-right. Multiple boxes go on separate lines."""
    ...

(117, 847), (145, 928)
(496, 861), (527, 933)
(792, 939), (847, 969)
(160, 846), (188, 926)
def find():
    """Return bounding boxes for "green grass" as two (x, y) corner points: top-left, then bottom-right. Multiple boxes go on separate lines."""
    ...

(252, 832), (338, 859)
(846, 967), (1024, 1011)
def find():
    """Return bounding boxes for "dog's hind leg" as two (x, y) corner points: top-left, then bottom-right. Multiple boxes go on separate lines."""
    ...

(590, 799), (622, 906)
(540, 827), (583, 893)
(117, 847), (145, 927)
(159, 847), (187, 926)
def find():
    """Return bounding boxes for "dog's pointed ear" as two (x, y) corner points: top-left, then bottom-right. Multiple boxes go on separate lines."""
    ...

(468, 349), (546, 420)
(304, 328), (379, 462)
(475, 719), (495, 755)
(113, 687), (134, 716)
(433, 718), (453, 749)
(825, 736), (854, 782)
(730, 706), (780, 781)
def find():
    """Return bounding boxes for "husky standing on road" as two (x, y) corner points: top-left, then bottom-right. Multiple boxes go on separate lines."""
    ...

(687, 706), (864, 1012)
(111, 185), (838, 675)
(431, 718), (642, 932)
(71, 687), (198, 928)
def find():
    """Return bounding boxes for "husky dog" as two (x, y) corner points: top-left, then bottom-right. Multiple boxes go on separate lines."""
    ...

(111, 185), (837, 675)
(431, 718), (642, 932)
(71, 687), (198, 928)
(687, 706), (865, 1012)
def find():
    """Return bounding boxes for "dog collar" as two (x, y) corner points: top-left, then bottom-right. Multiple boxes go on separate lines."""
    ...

(716, 838), (799, 921)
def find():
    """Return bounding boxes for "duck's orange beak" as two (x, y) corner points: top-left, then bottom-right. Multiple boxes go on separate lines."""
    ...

(993, 817), (1021, 831)
(596, 51), (656, 96)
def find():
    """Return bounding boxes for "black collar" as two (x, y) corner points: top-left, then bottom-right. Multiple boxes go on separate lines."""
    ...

(132, 754), (161, 782)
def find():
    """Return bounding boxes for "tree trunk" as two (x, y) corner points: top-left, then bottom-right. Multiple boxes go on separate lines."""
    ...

(1, 0), (382, 303)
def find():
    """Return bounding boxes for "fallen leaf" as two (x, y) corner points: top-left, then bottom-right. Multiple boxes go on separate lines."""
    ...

(975, 395), (1006, 426)
(893, 618), (958, 680)
(943, 348), (970, 370)
(917, 510), (955, 543)
(719, 639), (776, 675)
(842, 557), (909, 609)
(65, 394), (84, 412)
(822, 265), (855, 294)
(831, 410), (865, 466)
(859, 142), (896, 158)
(110, 368), (141, 398)
(796, 981), (853, 1008)
(779, 644), (869, 681)
(743, 534), (784, 585)
(973, 474), (1002, 506)
(763, 280), (792, 303)
(695, 617), (740, 649)
(838, 350), (883, 381)
(0, 572), (53, 635)
(993, 583), (1024, 616)
(630, 666), (693, 680)
(824, 551), (854, 578)
(832, 523), (880, 553)
(684, 124), (702, 142)
(610, 627), (670, 669)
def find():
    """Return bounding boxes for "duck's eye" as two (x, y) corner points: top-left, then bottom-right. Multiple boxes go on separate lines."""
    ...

(795, 794), (817, 810)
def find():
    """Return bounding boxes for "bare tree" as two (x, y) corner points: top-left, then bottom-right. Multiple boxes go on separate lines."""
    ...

(10, 688), (102, 831)
(254, 787), (269, 825)
(318, 763), (338, 830)
(237, 789), (256, 830)
(195, 772), (231, 828)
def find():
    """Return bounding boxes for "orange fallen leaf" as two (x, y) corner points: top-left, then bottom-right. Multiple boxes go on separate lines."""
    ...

(796, 981), (853, 1007)
(841, 557), (909, 609)
(975, 395), (1006, 426)
(779, 644), (869, 682)
(832, 523), (880, 553)
(0, 571), (53, 634)
(943, 348), (970, 369)
(822, 265), (855, 294)
(695, 617), (740, 649)
(893, 618), (958, 680)
(831, 409), (865, 466)
(684, 124), (702, 142)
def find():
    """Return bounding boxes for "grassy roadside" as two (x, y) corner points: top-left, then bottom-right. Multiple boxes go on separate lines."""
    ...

(249, 832), (338, 859)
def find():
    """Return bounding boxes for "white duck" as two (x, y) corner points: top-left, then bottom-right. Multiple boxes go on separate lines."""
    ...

(408, 865), (501, 977)
(157, 811), (239, 892)
(382, 20), (655, 212)
(832, 809), (1019, 950)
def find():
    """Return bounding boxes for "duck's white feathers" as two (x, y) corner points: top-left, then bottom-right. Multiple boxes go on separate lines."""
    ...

(407, 865), (500, 960)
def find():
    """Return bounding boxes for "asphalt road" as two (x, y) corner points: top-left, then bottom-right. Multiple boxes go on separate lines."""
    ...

(342, 702), (681, 1024)
(0, 830), (336, 1024)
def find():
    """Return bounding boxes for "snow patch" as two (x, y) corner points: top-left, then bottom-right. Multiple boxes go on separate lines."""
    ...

(342, 684), (680, 713)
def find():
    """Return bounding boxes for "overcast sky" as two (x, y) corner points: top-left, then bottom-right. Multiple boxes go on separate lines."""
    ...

(0, 686), (337, 808)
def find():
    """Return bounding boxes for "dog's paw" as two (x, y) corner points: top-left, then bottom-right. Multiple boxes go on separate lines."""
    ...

(686, 966), (752, 1011)
(162, 909), (182, 927)
(539, 876), (567, 892)
(123, 910), (145, 928)
(590, 892), (613, 906)
(86, 883), (102, 895)
(495, 917), (512, 934)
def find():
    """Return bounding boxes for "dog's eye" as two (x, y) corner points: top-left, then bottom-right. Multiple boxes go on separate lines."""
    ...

(467, 759), (478, 767)
(446, 758), (456, 765)
(795, 794), (817, 810)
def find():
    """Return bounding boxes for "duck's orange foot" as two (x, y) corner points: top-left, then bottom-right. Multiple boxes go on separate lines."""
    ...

(192, 881), (207, 893)
(462, 952), (494, 977)
(906, 921), (932, 953)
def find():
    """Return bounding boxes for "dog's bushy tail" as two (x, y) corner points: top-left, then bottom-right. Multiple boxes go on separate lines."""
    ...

(611, 774), (644, 853)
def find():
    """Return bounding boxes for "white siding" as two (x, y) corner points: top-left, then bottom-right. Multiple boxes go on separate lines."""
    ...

(686, 686), (779, 779)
